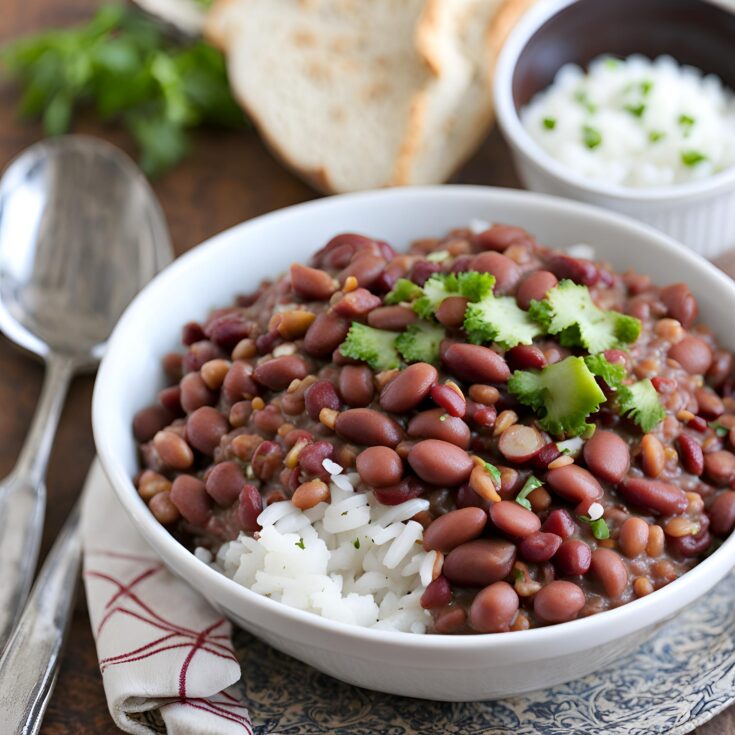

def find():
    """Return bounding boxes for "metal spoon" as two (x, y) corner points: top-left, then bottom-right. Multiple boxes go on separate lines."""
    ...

(0, 135), (171, 650)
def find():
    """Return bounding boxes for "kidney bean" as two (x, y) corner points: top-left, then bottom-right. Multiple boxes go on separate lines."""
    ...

(554, 539), (592, 576)
(313, 233), (379, 269)
(660, 283), (697, 328)
(373, 475), (426, 505)
(498, 424), (545, 463)
(449, 255), (474, 273)
(505, 345), (547, 371)
(589, 548), (628, 598)
(254, 355), (310, 391)
(409, 260), (441, 286)
(434, 607), (467, 634)
(367, 305), (416, 330)
(299, 440), (334, 479)
(292, 479), (330, 510)
(456, 482), (492, 513)
(546, 465), (603, 504)
(380, 363), (438, 413)
(444, 539), (516, 587)
(186, 406), (229, 455)
(534, 442), (562, 469)
(222, 361), (258, 402)
(516, 270), (558, 310)
(205, 461), (244, 506)
(255, 329), (282, 355)
(149, 491), (180, 525)
(356, 446), (403, 488)
(707, 349), (734, 389)
(436, 296), (469, 328)
(583, 430), (630, 484)
(335, 408), (403, 448)
(668, 527), (712, 557)
(338, 365), (374, 407)
(677, 434), (704, 476)
(153, 431), (194, 470)
(420, 575), (452, 609)
(519, 531), (562, 563)
(252, 404), (283, 434)
(170, 475), (211, 526)
(541, 509), (577, 539)
(341, 253), (386, 289)
(252, 440), (283, 481)
(204, 312), (252, 350)
(640, 434), (665, 478)
(332, 288), (382, 318)
(133, 405), (172, 443)
(162, 352), (183, 381)
(182, 321), (205, 345)
(289, 263), (335, 300)
(704, 450), (735, 485)
(423, 507), (487, 552)
(304, 312), (350, 356)
(236, 484), (263, 532)
(618, 517), (650, 558)
(179, 372), (215, 414)
(547, 255), (598, 286)
(668, 336), (713, 375)
(430, 384), (466, 418)
(490, 500), (541, 538)
(443, 343), (510, 384)
(304, 380), (341, 421)
(695, 386), (724, 419)
(474, 225), (531, 252)
(709, 491), (735, 537)
(469, 581), (519, 633)
(534, 581), (585, 623)
(471, 404), (497, 430)
(183, 340), (220, 373)
(408, 440), (473, 486)
(472, 252), (520, 294)
(618, 477), (687, 515)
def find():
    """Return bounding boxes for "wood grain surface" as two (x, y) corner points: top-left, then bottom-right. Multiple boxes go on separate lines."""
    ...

(0, 2), (732, 733)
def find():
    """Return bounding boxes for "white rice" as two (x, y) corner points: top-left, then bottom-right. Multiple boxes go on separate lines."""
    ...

(521, 54), (735, 187)
(213, 472), (435, 632)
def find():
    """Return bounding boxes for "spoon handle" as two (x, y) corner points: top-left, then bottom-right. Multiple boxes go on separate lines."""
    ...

(0, 354), (74, 652)
(0, 504), (81, 735)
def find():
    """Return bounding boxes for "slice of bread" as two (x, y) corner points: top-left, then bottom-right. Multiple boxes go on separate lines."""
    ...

(207, 0), (528, 193)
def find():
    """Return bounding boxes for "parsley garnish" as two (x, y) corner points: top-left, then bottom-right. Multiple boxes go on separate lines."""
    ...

(515, 476), (543, 511)
(574, 90), (597, 114)
(295, 538), (305, 549)
(353, 538), (361, 549)
(582, 125), (602, 149)
(678, 114), (696, 130)
(624, 103), (646, 118)
(649, 130), (665, 143)
(578, 514), (610, 540)
(681, 150), (707, 167)
(640, 80), (653, 95)
(543, 117), (557, 130)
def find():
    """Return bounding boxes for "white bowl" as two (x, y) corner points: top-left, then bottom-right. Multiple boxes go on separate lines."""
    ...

(493, 0), (735, 259)
(93, 186), (735, 701)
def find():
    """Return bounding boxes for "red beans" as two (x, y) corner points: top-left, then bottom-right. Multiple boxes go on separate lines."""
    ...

(505, 345), (547, 371)
(373, 476), (426, 505)
(677, 434), (704, 476)
(534, 581), (585, 623)
(338, 365), (374, 407)
(709, 491), (735, 537)
(619, 477), (688, 516)
(420, 575), (452, 609)
(443, 539), (516, 587)
(408, 440), (473, 486)
(380, 363), (438, 413)
(186, 406), (228, 456)
(590, 548), (628, 598)
(170, 475), (211, 526)
(153, 431), (194, 470)
(237, 484), (263, 532)
(303, 312), (350, 356)
(180, 372), (215, 413)
(498, 424), (545, 463)
(583, 430), (630, 484)
(356, 446), (403, 487)
(133, 405), (172, 442)
(490, 500), (541, 538)
(668, 336), (713, 375)
(469, 582), (519, 633)
(546, 465), (603, 504)
(518, 531), (562, 563)
(554, 539), (592, 576)
(251, 440), (283, 481)
(341, 253), (386, 289)
(335, 408), (403, 447)
(299, 440), (334, 479)
(516, 270), (558, 310)
(474, 225), (531, 253)
(423, 507), (487, 552)
(541, 508), (577, 539)
(472, 251), (521, 294)
(442, 343), (510, 384)
(205, 461), (244, 506)
(547, 255), (598, 286)
(660, 283), (697, 328)
(704, 451), (735, 485)
(407, 408), (471, 449)
(204, 312), (252, 350)
(430, 384), (466, 418)
(290, 263), (336, 300)
(222, 361), (258, 402)
(304, 380), (341, 421)
(332, 288), (382, 317)
(254, 355), (310, 391)
(367, 305), (416, 331)
(618, 517), (650, 558)
(436, 296), (469, 328)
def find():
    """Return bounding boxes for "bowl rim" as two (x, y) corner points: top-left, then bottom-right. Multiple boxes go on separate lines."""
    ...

(94, 184), (735, 655)
(493, 0), (735, 203)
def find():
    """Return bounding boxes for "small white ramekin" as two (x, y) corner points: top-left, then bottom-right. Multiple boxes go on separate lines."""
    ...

(493, 0), (735, 259)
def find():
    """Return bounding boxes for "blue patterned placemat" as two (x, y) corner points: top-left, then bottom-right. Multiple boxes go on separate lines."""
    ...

(234, 571), (735, 734)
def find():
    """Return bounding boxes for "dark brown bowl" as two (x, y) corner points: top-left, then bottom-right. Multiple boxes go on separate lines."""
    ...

(512, 0), (735, 110)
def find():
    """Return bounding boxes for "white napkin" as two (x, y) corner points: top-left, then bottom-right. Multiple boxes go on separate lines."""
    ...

(81, 461), (253, 735)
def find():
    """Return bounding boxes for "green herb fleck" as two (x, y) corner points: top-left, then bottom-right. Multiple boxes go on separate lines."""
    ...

(574, 90), (597, 114)
(484, 462), (502, 488)
(604, 58), (619, 70)
(624, 103), (646, 118)
(640, 80), (653, 95)
(353, 538), (361, 549)
(542, 117), (557, 130)
(649, 130), (665, 143)
(295, 538), (305, 549)
(578, 514), (610, 540)
(515, 476), (543, 511)
(681, 150), (707, 167)
(710, 422), (729, 438)
(582, 125), (602, 150)
(678, 114), (696, 129)
(617, 379), (665, 433)
(513, 567), (524, 582)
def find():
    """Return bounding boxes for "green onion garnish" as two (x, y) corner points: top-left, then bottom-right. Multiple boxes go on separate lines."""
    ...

(295, 538), (305, 549)
(353, 538), (361, 549)
(679, 114), (696, 129)
(641, 80), (653, 95)
(574, 90), (597, 114)
(583, 125), (602, 149)
(681, 150), (707, 167)
(710, 422), (729, 438)
(624, 103), (645, 118)
(578, 514), (610, 540)
(543, 117), (557, 130)
(484, 462), (502, 488)
(649, 130), (665, 143)
(515, 475), (543, 511)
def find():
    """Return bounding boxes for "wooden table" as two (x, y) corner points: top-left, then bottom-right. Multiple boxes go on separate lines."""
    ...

(1, 2), (732, 732)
